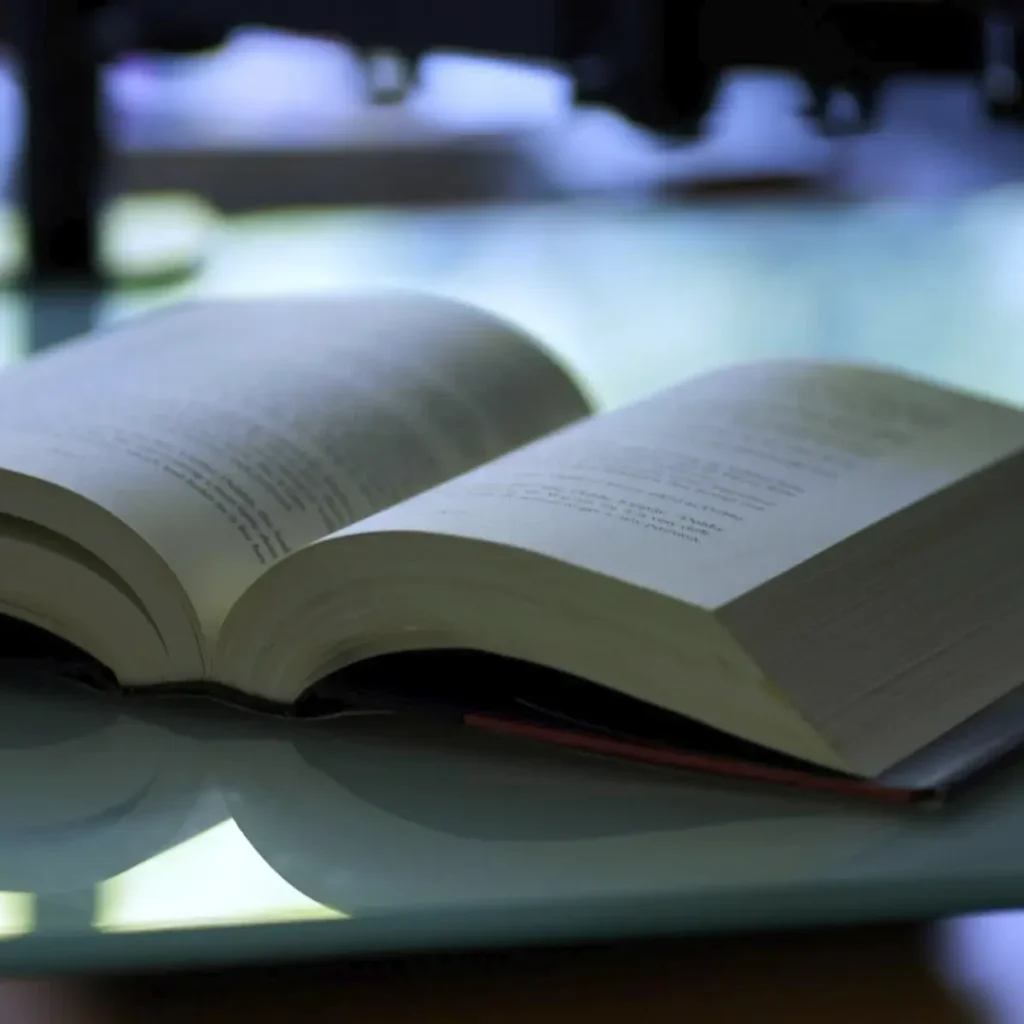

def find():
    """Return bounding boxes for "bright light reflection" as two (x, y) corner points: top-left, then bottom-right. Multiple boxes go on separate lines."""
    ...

(94, 819), (347, 933)
(0, 893), (34, 940)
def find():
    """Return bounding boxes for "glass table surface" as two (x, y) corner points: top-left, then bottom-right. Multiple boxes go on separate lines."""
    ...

(4, 670), (1024, 975)
(3, 193), (1024, 973)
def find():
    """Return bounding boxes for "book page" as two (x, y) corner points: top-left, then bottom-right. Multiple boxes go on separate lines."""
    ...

(0, 295), (589, 649)
(339, 360), (1024, 609)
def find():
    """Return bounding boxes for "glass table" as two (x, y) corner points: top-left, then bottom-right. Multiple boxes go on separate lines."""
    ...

(3, 193), (1024, 973)
(2, 668), (1024, 975)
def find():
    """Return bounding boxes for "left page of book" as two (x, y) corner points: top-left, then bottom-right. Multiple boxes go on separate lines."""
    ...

(0, 293), (589, 682)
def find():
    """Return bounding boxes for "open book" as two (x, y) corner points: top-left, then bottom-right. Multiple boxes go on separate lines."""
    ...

(2, 291), (1024, 803)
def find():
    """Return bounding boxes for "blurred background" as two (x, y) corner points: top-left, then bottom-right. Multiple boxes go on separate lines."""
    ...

(2, 1), (1024, 410)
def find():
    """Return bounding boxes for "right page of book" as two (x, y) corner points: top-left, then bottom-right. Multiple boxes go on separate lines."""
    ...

(340, 360), (1024, 611)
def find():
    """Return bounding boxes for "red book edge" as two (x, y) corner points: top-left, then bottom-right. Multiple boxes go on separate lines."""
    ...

(463, 712), (923, 805)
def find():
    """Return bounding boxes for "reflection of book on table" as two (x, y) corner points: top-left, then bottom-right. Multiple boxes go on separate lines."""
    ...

(215, 716), (897, 916)
(0, 291), (1023, 800)
(0, 675), (209, 894)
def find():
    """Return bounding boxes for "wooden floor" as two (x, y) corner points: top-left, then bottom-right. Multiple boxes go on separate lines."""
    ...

(0, 924), (1000, 1022)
